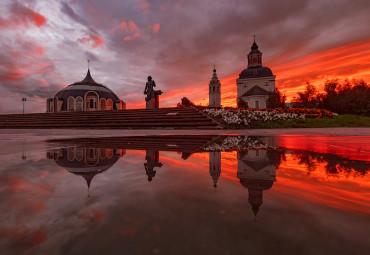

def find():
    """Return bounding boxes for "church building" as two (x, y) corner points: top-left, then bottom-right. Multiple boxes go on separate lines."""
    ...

(209, 67), (221, 107)
(236, 39), (276, 108)
(46, 69), (125, 112)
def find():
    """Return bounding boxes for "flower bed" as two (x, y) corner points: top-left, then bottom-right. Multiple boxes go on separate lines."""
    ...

(203, 107), (333, 127)
(202, 136), (277, 151)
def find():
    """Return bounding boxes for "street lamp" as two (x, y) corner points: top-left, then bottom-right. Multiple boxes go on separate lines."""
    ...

(22, 97), (27, 114)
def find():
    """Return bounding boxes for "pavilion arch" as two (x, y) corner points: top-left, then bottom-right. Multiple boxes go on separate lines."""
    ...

(106, 99), (113, 110)
(100, 98), (106, 111)
(76, 97), (83, 111)
(67, 96), (75, 112)
(67, 147), (76, 161)
(100, 148), (107, 159)
(85, 148), (99, 166)
(106, 148), (113, 159)
(85, 91), (99, 111)
(76, 147), (83, 161)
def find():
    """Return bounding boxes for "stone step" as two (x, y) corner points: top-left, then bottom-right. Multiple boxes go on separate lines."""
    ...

(0, 107), (222, 129)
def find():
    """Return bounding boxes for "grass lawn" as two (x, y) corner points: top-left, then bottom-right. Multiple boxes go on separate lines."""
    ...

(222, 115), (370, 129)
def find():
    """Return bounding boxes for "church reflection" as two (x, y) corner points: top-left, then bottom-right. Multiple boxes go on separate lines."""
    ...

(209, 148), (279, 218)
(237, 150), (278, 218)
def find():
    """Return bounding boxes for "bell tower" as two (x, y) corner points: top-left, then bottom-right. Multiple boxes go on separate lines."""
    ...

(248, 36), (262, 67)
(209, 66), (221, 107)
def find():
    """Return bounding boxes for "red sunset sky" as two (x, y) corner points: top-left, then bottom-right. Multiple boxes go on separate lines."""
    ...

(0, 0), (370, 113)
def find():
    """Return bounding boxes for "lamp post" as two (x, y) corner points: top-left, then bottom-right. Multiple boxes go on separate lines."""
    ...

(22, 97), (26, 114)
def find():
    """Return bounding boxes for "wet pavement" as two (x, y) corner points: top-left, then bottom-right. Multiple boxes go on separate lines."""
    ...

(0, 132), (369, 254)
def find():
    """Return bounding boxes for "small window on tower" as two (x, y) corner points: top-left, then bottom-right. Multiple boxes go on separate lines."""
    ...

(253, 69), (257, 75)
(253, 57), (257, 63)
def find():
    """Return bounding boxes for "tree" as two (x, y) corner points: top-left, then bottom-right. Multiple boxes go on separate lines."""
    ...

(293, 82), (319, 108)
(178, 97), (195, 107)
(237, 99), (249, 109)
(267, 88), (286, 108)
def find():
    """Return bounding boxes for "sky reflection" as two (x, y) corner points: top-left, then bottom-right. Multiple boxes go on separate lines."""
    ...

(0, 135), (369, 254)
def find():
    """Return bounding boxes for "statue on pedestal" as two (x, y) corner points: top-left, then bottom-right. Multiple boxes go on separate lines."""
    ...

(144, 76), (162, 109)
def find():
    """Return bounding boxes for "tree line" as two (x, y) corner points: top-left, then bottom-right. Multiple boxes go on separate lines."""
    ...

(268, 79), (370, 116)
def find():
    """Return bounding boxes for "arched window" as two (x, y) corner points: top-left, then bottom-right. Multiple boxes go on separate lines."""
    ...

(68, 97), (75, 112)
(76, 147), (83, 161)
(76, 97), (83, 111)
(107, 99), (113, 110)
(67, 147), (75, 161)
(106, 148), (113, 159)
(100, 98), (106, 110)
(100, 148), (106, 159)
(86, 148), (99, 166)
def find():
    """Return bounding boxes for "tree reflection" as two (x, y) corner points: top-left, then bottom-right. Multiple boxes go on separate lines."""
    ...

(287, 149), (370, 176)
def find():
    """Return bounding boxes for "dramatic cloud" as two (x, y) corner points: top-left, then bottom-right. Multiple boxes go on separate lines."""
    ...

(0, 0), (370, 112)
(0, 1), (46, 29)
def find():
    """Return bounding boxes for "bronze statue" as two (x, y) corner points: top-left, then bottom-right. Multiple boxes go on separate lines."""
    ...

(144, 76), (162, 109)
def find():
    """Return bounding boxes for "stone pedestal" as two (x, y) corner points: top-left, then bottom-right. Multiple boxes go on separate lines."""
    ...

(155, 94), (159, 108)
(146, 95), (160, 109)
(146, 98), (155, 109)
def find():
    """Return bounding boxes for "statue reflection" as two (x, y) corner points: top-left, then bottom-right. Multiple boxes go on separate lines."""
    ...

(144, 150), (163, 182)
(47, 147), (125, 196)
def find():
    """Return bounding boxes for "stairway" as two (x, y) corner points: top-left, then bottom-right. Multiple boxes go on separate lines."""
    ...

(0, 107), (222, 129)
(49, 135), (220, 153)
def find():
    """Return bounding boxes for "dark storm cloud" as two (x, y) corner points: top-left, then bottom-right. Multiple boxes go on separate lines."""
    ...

(1, 0), (370, 112)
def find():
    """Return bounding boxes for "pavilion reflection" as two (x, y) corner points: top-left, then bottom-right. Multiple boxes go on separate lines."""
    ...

(47, 147), (125, 195)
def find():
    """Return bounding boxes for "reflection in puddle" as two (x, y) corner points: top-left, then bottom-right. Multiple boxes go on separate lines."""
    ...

(45, 135), (369, 217)
(0, 135), (369, 254)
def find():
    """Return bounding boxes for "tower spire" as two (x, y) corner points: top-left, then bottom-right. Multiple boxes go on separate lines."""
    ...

(87, 59), (90, 70)
(253, 34), (256, 43)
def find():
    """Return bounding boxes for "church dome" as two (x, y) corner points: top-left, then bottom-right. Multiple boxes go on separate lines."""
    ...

(239, 66), (273, 79)
(239, 178), (274, 190)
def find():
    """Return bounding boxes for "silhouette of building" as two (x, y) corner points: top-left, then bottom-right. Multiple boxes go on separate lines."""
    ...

(237, 149), (277, 217)
(47, 146), (125, 192)
(46, 69), (125, 112)
(209, 67), (221, 107)
(236, 39), (276, 108)
(209, 151), (221, 187)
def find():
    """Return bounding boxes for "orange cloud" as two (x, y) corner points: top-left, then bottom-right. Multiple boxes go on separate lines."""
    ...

(0, 2), (46, 29)
(124, 32), (140, 41)
(271, 39), (370, 100)
(152, 23), (160, 33)
(111, 20), (141, 41)
(77, 34), (104, 48)
(136, 0), (150, 13)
